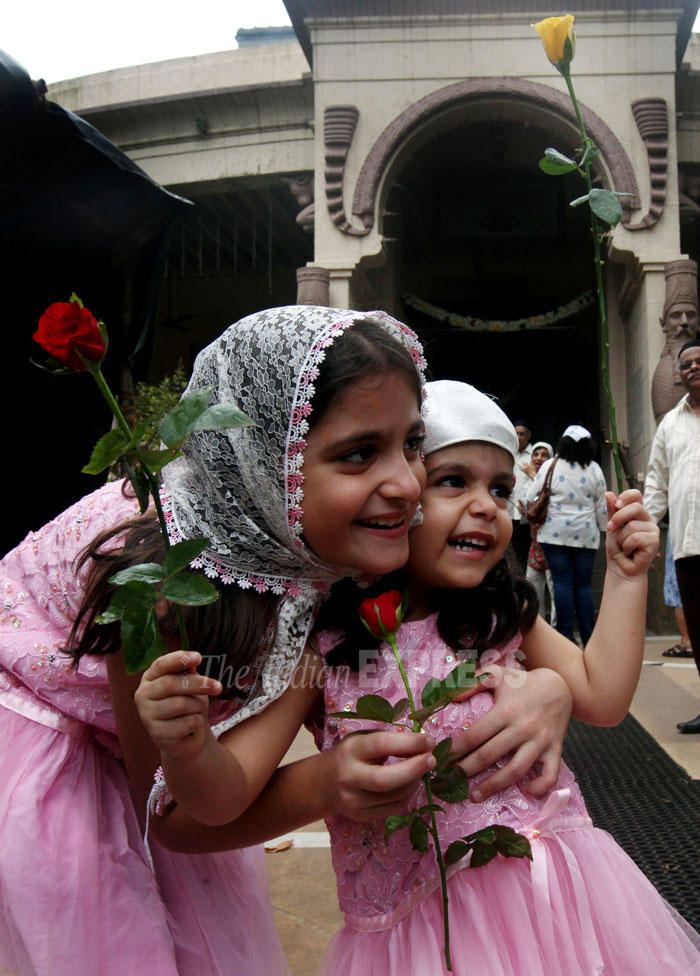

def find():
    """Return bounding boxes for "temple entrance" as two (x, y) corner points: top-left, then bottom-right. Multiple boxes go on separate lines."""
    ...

(379, 114), (600, 448)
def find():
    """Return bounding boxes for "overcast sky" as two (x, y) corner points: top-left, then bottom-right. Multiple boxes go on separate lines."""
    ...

(4, 2), (700, 85)
(4, 0), (292, 83)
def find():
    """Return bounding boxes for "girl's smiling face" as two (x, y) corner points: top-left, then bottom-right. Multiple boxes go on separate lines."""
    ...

(300, 370), (426, 574)
(406, 441), (514, 614)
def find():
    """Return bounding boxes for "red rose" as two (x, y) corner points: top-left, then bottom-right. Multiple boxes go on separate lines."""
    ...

(33, 301), (106, 372)
(359, 590), (403, 638)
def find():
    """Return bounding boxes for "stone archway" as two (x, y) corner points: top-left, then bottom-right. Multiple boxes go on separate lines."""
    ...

(351, 77), (640, 235)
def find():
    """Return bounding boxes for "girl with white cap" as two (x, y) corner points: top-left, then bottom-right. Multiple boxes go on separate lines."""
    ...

(312, 380), (700, 976)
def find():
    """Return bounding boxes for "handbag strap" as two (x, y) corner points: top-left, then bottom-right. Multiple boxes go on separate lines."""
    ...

(542, 456), (558, 492)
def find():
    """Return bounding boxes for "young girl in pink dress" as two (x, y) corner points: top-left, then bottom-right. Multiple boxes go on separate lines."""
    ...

(0, 307), (437, 976)
(1, 309), (570, 976)
(311, 380), (700, 976)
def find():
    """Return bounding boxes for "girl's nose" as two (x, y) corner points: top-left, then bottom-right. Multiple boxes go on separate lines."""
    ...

(468, 488), (498, 519)
(380, 454), (422, 502)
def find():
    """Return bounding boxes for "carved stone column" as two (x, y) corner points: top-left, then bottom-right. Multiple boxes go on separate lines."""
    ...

(651, 259), (699, 422)
(296, 267), (331, 307)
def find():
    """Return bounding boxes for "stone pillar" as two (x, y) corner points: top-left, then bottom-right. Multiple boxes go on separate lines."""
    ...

(296, 267), (331, 306)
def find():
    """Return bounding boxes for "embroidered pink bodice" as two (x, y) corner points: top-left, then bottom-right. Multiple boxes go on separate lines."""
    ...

(316, 615), (590, 928)
(0, 481), (237, 751)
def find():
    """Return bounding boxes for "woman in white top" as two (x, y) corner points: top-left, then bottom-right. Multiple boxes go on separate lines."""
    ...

(526, 425), (608, 645)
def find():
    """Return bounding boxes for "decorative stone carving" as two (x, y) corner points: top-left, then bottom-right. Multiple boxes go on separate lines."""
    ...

(350, 78), (639, 235)
(651, 259), (699, 422)
(296, 266), (331, 306)
(281, 173), (315, 233)
(623, 99), (668, 232)
(324, 105), (369, 236)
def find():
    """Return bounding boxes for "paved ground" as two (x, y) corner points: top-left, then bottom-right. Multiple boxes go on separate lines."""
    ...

(264, 635), (700, 976)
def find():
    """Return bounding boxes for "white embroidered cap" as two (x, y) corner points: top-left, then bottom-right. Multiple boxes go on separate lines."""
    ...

(422, 379), (518, 460)
(562, 424), (592, 442)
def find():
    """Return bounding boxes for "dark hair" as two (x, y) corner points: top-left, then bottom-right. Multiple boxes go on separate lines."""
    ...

(68, 317), (422, 690)
(310, 317), (423, 425)
(318, 563), (538, 671)
(555, 434), (596, 466)
(678, 339), (700, 360)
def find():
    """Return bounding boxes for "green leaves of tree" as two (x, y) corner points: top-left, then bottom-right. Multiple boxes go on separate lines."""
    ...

(158, 386), (253, 447)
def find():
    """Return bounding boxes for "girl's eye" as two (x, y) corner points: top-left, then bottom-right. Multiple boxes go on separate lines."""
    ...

(490, 483), (512, 500)
(435, 474), (464, 489)
(405, 434), (426, 454)
(338, 445), (374, 464)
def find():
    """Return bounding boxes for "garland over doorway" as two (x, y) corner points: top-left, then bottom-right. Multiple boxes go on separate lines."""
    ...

(403, 290), (595, 333)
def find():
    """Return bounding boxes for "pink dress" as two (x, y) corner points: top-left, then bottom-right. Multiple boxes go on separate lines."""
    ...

(0, 481), (290, 976)
(316, 616), (700, 975)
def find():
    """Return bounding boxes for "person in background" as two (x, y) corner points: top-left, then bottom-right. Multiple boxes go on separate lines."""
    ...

(509, 419), (534, 573)
(644, 338), (700, 732)
(527, 426), (607, 646)
(519, 441), (557, 626)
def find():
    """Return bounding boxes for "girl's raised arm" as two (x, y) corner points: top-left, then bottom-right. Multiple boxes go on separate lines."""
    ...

(519, 489), (659, 725)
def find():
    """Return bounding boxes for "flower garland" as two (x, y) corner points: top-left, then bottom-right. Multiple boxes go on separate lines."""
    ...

(403, 290), (594, 333)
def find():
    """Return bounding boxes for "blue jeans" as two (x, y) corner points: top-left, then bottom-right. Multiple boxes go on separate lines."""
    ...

(540, 543), (597, 646)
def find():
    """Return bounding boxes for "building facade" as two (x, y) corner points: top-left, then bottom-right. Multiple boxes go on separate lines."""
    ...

(49, 1), (700, 490)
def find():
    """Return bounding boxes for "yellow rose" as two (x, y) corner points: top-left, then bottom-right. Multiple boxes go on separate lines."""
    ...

(532, 15), (576, 67)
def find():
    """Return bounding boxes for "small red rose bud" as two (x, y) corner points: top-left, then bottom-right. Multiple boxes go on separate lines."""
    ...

(359, 590), (403, 638)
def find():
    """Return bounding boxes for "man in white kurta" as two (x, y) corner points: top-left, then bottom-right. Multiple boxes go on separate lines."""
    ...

(643, 339), (700, 732)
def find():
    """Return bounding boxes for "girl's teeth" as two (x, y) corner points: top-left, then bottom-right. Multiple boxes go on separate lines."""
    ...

(450, 537), (488, 550)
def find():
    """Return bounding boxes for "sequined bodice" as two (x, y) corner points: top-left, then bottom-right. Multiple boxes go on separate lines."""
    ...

(316, 616), (588, 925)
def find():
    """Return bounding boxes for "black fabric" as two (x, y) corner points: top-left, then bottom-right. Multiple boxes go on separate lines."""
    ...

(0, 49), (191, 555)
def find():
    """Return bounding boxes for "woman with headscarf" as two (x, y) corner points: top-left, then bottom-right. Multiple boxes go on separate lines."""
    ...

(526, 426), (607, 646)
(519, 441), (557, 625)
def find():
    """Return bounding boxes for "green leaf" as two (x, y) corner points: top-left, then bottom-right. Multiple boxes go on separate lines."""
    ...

(158, 389), (254, 447)
(432, 737), (453, 772)
(416, 803), (445, 816)
(189, 403), (255, 434)
(82, 429), (129, 474)
(421, 676), (443, 709)
(354, 694), (395, 723)
(325, 710), (362, 720)
(121, 459), (151, 513)
(95, 580), (157, 624)
(384, 814), (412, 843)
(569, 193), (590, 208)
(588, 187), (623, 227)
(391, 698), (410, 721)
(539, 150), (579, 176)
(409, 817), (429, 854)
(131, 447), (182, 474)
(430, 764), (471, 803)
(580, 146), (601, 168)
(158, 387), (214, 446)
(121, 602), (167, 674)
(445, 840), (470, 867)
(162, 538), (210, 577)
(469, 842), (498, 868)
(160, 572), (219, 606)
(109, 563), (164, 585)
(492, 826), (533, 860)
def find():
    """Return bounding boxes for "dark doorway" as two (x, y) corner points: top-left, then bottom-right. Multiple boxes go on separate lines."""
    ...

(383, 115), (600, 448)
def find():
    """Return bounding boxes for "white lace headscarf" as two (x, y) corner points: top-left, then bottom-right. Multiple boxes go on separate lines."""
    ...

(161, 305), (427, 732)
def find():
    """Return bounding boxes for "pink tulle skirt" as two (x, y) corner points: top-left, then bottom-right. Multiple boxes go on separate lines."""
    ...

(323, 828), (700, 976)
(0, 703), (290, 976)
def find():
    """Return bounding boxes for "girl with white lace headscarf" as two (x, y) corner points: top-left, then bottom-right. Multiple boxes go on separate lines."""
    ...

(0, 305), (435, 976)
